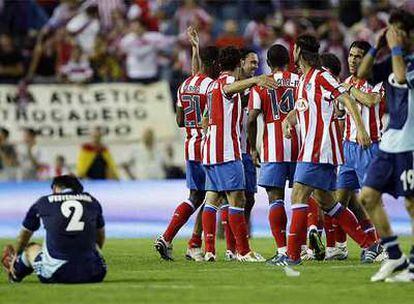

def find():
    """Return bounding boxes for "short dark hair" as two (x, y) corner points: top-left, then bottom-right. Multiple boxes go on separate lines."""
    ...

(349, 40), (371, 55)
(267, 44), (289, 69)
(0, 127), (9, 139)
(219, 46), (241, 71)
(200, 46), (219, 68)
(295, 34), (320, 67)
(51, 175), (84, 193)
(320, 53), (342, 77)
(240, 48), (257, 60)
(389, 9), (414, 34)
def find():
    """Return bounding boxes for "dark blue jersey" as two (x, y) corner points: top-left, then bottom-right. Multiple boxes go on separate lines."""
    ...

(22, 191), (105, 261)
(380, 54), (414, 153)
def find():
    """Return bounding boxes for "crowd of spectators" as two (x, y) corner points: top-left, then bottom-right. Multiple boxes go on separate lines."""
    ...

(1, 0), (413, 86)
(1, 0), (413, 181)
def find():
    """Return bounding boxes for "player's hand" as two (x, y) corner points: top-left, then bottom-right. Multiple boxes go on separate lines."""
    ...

(255, 75), (278, 90)
(282, 119), (293, 139)
(356, 128), (371, 149)
(251, 149), (261, 167)
(187, 26), (199, 47)
(375, 28), (387, 50)
(386, 26), (405, 49)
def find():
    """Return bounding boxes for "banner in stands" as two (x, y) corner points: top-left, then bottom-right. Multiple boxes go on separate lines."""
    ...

(0, 82), (176, 143)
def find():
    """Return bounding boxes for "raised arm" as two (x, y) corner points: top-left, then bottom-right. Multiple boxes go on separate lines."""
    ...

(187, 27), (201, 76)
(357, 29), (387, 79)
(386, 26), (407, 84)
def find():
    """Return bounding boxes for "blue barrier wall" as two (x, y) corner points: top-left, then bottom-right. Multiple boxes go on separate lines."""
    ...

(0, 181), (411, 238)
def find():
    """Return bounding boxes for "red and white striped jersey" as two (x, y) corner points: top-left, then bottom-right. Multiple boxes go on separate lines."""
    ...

(296, 68), (347, 165)
(177, 74), (214, 162)
(344, 76), (385, 143)
(249, 71), (300, 162)
(203, 72), (242, 165)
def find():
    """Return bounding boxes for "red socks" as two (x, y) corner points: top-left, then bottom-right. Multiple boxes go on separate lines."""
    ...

(360, 218), (379, 244)
(327, 203), (371, 248)
(287, 204), (308, 261)
(307, 196), (320, 228)
(163, 201), (195, 243)
(202, 204), (218, 254)
(187, 233), (202, 249)
(269, 200), (287, 249)
(324, 215), (336, 247)
(221, 205), (236, 252)
(228, 207), (251, 256)
(333, 218), (347, 244)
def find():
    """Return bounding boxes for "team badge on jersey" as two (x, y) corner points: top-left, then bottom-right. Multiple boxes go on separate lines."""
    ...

(295, 98), (309, 112)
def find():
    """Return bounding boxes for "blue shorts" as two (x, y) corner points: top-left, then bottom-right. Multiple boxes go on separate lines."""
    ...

(258, 162), (296, 189)
(242, 153), (257, 193)
(186, 161), (206, 191)
(364, 150), (414, 198)
(204, 160), (246, 192)
(34, 248), (106, 284)
(337, 141), (379, 190)
(294, 162), (337, 192)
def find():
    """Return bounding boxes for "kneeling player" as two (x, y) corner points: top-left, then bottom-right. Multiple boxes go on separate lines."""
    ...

(2, 176), (106, 284)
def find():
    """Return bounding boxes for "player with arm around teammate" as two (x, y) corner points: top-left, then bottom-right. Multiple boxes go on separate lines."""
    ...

(2, 175), (106, 284)
(201, 46), (278, 262)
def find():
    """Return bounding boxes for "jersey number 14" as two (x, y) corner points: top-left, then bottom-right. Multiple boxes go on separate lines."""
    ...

(267, 88), (295, 120)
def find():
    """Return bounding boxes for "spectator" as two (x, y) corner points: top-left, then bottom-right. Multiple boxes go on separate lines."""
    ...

(123, 128), (165, 180)
(0, 127), (18, 181)
(174, 0), (212, 35)
(55, 27), (75, 72)
(76, 127), (119, 180)
(66, 4), (100, 55)
(26, 34), (58, 83)
(243, 9), (268, 47)
(118, 19), (176, 83)
(52, 155), (71, 177)
(127, 0), (160, 31)
(42, 0), (79, 34)
(215, 19), (245, 49)
(59, 44), (93, 83)
(90, 34), (123, 82)
(82, 0), (126, 32)
(18, 128), (44, 181)
(0, 34), (24, 83)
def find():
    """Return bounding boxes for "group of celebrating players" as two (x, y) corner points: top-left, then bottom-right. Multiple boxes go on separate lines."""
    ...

(1, 9), (413, 285)
(155, 8), (414, 283)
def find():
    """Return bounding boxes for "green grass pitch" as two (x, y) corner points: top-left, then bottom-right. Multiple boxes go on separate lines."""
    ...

(0, 238), (413, 304)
